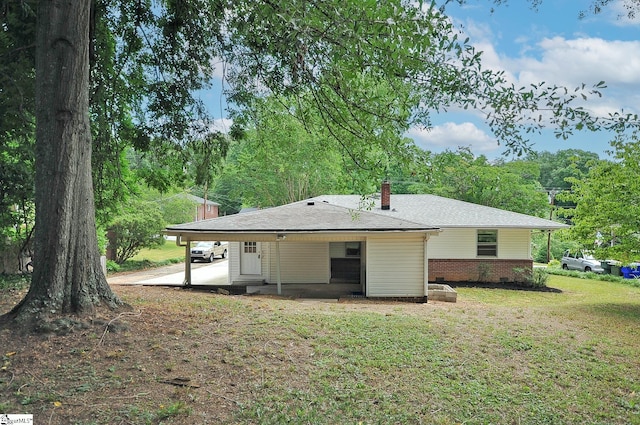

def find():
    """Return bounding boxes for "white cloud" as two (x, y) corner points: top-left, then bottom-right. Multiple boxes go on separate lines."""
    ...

(412, 8), (639, 157)
(507, 36), (640, 116)
(515, 37), (640, 86)
(599, 0), (640, 27)
(210, 58), (230, 80)
(406, 122), (499, 153)
(210, 118), (233, 133)
(455, 26), (640, 118)
(456, 11), (640, 116)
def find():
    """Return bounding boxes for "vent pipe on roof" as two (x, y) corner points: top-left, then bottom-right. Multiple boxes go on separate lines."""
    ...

(381, 181), (391, 210)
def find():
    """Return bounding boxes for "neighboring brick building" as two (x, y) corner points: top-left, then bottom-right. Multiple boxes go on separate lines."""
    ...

(178, 194), (220, 221)
(191, 195), (220, 221)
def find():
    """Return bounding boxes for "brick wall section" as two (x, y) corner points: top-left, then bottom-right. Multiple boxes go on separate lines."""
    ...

(381, 181), (391, 210)
(197, 204), (219, 220)
(429, 259), (533, 283)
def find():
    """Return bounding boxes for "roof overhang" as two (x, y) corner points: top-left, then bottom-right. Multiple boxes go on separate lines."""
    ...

(438, 225), (569, 231)
(164, 199), (441, 241)
(164, 195), (569, 241)
(165, 228), (441, 243)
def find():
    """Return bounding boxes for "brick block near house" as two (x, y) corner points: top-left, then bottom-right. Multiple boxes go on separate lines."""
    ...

(429, 259), (533, 284)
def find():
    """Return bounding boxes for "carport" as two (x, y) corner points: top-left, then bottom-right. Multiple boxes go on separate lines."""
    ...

(164, 199), (439, 299)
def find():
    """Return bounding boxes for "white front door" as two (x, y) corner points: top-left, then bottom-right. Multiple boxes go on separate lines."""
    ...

(240, 242), (261, 275)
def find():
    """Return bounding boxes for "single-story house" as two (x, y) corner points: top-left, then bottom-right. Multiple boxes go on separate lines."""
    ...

(164, 183), (567, 300)
(184, 194), (220, 221)
(159, 193), (221, 222)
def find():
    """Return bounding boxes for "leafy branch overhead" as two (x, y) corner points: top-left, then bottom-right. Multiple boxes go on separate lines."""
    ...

(2, 0), (639, 329)
(3, 0), (637, 188)
(223, 0), (628, 158)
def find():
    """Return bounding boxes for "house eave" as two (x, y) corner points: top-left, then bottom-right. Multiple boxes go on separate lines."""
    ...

(438, 224), (569, 230)
(164, 228), (440, 242)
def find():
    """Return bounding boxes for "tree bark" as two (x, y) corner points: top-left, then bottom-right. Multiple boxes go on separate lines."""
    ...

(3, 0), (124, 330)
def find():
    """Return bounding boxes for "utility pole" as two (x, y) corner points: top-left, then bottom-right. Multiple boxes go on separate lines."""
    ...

(547, 189), (560, 263)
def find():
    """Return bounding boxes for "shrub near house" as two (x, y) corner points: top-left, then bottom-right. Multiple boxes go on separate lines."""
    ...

(107, 200), (166, 264)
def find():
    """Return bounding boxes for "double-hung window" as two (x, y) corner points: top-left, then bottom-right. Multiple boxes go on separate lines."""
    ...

(477, 230), (497, 256)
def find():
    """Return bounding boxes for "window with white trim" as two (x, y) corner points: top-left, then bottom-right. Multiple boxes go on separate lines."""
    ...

(477, 230), (497, 256)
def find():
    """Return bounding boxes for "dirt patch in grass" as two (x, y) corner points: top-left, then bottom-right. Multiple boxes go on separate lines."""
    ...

(0, 285), (323, 424)
(0, 286), (434, 424)
(1, 283), (639, 424)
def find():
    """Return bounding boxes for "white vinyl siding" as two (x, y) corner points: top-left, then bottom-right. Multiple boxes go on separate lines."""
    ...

(498, 229), (531, 259)
(267, 242), (330, 284)
(229, 241), (241, 280)
(428, 228), (532, 260)
(428, 228), (477, 259)
(366, 237), (424, 297)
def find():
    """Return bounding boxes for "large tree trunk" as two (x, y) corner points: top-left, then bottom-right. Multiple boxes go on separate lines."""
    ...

(3, 0), (123, 330)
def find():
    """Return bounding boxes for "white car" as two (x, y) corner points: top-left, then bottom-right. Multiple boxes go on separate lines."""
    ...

(190, 241), (227, 263)
(561, 250), (604, 273)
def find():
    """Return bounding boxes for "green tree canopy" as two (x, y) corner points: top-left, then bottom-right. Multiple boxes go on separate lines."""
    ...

(0, 2), (36, 254)
(528, 149), (600, 191)
(562, 137), (640, 262)
(107, 198), (166, 264)
(224, 0), (612, 160)
(396, 148), (549, 216)
(220, 96), (351, 207)
(3, 0), (634, 329)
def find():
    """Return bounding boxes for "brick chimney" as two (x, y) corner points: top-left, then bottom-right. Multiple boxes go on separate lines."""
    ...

(381, 180), (391, 210)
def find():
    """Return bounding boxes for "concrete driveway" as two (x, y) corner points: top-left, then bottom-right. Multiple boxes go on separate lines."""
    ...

(107, 259), (362, 300)
(108, 259), (229, 287)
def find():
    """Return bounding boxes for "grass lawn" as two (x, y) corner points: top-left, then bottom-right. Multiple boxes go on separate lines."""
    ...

(0, 274), (638, 424)
(108, 242), (186, 273)
(130, 242), (186, 262)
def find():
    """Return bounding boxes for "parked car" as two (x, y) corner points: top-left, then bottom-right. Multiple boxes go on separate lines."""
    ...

(190, 241), (227, 263)
(561, 250), (605, 273)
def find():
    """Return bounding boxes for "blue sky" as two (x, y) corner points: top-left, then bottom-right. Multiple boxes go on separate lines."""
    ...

(199, 0), (640, 159)
(411, 0), (640, 158)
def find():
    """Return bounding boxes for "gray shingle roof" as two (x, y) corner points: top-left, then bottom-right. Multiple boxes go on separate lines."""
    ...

(313, 194), (567, 230)
(165, 193), (567, 234)
(183, 194), (220, 206)
(165, 193), (220, 206)
(166, 199), (438, 233)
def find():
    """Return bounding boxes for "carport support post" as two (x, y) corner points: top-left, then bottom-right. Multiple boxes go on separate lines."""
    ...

(184, 239), (192, 286)
(276, 240), (282, 295)
(423, 234), (429, 302)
